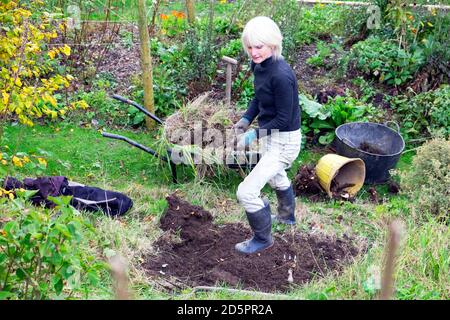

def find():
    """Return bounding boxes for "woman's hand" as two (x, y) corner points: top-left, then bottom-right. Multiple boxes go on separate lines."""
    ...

(236, 129), (257, 150)
(233, 117), (250, 136)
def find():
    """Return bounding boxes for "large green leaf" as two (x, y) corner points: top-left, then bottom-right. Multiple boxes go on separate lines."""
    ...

(310, 119), (335, 129)
(299, 94), (330, 120)
(319, 132), (335, 145)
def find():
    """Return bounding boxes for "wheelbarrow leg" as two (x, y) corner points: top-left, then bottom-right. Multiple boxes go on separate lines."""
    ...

(170, 161), (177, 184)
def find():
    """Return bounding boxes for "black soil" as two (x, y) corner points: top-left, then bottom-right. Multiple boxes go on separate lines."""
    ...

(359, 142), (386, 155)
(143, 194), (360, 293)
(292, 164), (356, 202)
(293, 164), (324, 201)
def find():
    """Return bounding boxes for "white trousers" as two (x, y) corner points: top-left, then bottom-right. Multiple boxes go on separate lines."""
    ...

(236, 129), (301, 213)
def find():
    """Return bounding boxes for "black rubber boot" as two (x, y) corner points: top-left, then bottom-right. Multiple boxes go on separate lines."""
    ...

(235, 203), (274, 254)
(272, 185), (296, 225)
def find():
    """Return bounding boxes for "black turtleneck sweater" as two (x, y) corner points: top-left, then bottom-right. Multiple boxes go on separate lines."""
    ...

(243, 56), (300, 137)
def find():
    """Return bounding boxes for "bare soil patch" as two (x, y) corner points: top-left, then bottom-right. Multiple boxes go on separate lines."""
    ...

(143, 194), (360, 293)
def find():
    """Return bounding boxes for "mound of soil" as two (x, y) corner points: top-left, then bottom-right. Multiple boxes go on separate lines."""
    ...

(143, 194), (360, 293)
(292, 164), (356, 202)
(293, 164), (324, 200)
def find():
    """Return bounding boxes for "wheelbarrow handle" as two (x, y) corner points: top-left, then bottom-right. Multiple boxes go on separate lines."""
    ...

(384, 121), (400, 133)
(111, 94), (164, 125)
(101, 131), (168, 162)
(102, 131), (178, 183)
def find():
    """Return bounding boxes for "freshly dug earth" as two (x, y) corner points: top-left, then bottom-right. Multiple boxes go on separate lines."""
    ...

(293, 164), (324, 201)
(293, 164), (355, 202)
(359, 142), (386, 155)
(143, 194), (360, 293)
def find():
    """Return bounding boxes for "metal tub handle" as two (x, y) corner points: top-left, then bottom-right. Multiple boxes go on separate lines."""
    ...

(384, 121), (400, 133)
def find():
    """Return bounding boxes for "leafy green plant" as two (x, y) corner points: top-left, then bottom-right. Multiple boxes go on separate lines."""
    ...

(159, 10), (187, 37)
(219, 39), (243, 60)
(77, 90), (124, 126)
(0, 193), (107, 299)
(393, 85), (450, 139)
(352, 36), (425, 86)
(306, 42), (332, 68)
(300, 94), (374, 145)
(132, 65), (185, 119)
(232, 64), (254, 110)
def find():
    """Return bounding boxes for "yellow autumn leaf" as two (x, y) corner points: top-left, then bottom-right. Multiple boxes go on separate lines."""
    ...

(8, 193), (14, 200)
(1, 160), (7, 166)
(48, 49), (57, 59)
(12, 156), (23, 167)
(78, 100), (89, 109)
(2, 91), (9, 105)
(37, 157), (47, 166)
(427, 22), (433, 27)
(48, 95), (57, 107)
(23, 156), (30, 163)
(60, 44), (71, 56)
(15, 78), (22, 87)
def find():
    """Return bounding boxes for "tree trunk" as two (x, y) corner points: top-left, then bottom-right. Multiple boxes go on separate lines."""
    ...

(138, 0), (155, 129)
(185, 0), (195, 25)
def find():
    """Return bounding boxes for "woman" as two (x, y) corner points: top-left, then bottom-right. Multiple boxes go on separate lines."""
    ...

(233, 16), (301, 254)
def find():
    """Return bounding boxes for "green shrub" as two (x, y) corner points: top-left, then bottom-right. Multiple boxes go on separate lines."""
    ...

(352, 36), (425, 86)
(0, 194), (107, 299)
(219, 39), (244, 60)
(232, 64), (254, 110)
(393, 85), (450, 139)
(400, 137), (450, 220)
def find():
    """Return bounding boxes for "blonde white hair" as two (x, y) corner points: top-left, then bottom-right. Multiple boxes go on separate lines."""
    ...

(241, 16), (283, 60)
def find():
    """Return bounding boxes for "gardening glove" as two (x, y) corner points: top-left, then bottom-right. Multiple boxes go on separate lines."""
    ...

(233, 117), (250, 136)
(236, 129), (257, 150)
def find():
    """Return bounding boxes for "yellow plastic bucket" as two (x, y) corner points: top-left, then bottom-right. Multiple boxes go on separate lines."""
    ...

(315, 154), (366, 198)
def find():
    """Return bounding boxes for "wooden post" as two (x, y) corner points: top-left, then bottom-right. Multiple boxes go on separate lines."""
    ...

(109, 255), (132, 300)
(185, 0), (196, 25)
(379, 220), (404, 300)
(221, 56), (238, 107)
(138, 0), (155, 129)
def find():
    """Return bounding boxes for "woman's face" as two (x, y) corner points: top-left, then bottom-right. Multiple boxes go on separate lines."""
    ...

(246, 44), (273, 64)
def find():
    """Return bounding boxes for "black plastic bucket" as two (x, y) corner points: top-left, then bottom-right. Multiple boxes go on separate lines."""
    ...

(335, 122), (405, 184)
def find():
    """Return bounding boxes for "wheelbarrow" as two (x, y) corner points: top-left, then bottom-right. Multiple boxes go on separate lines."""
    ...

(101, 94), (262, 183)
(334, 121), (405, 184)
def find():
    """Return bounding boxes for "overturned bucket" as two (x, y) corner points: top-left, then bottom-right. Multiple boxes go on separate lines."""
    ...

(315, 154), (366, 198)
